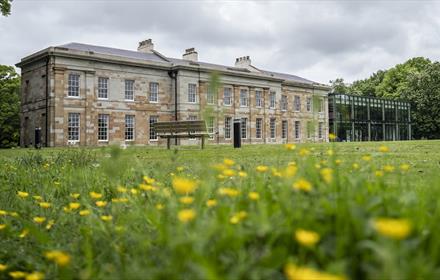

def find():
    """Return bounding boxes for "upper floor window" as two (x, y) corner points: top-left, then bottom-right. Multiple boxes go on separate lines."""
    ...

(223, 88), (232, 106)
(207, 86), (215, 105)
(240, 89), (248, 107)
(306, 97), (312, 112)
(269, 92), (276, 109)
(319, 98), (325, 112)
(68, 112), (80, 141)
(98, 77), (108, 99)
(149, 82), (159, 103)
(68, 74), (80, 97)
(281, 95), (288, 111)
(294, 96), (301, 112)
(188, 83), (197, 103)
(255, 90), (263, 108)
(125, 80), (134, 101)
(125, 115), (135, 141)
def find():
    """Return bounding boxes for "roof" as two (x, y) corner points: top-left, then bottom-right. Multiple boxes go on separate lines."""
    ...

(54, 42), (320, 86)
(58, 42), (169, 63)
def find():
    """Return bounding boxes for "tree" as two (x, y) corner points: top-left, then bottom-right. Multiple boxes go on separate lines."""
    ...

(0, 65), (20, 147)
(329, 78), (349, 94)
(350, 70), (386, 97)
(402, 62), (440, 139)
(376, 57), (431, 99)
(0, 0), (12, 16)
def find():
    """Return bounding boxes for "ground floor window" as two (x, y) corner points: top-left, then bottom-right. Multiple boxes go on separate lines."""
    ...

(207, 117), (215, 139)
(256, 118), (262, 139)
(270, 118), (276, 139)
(241, 118), (247, 139)
(318, 122), (324, 139)
(224, 117), (232, 139)
(295, 121), (301, 139)
(125, 115), (135, 141)
(98, 114), (109, 141)
(149, 116), (158, 140)
(188, 115), (197, 139)
(282, 120), (288, 139)
(68, 112), (80, 142)
(307, 121), (313, 138)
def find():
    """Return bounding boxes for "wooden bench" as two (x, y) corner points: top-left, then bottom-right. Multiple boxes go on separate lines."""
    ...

(152, 120), (210, 149)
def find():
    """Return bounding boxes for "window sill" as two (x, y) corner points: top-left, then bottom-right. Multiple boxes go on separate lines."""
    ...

(149, 139), (158, 142)
(149, 101), (159, 104)
(98, 140), (109, 142)
(125, 99), (135, 102)
(66, 96), (81, 99)
(97, 98), (108, 101)
(223, 104), (232, 107)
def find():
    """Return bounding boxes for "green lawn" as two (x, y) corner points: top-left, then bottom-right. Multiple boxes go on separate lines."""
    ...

(1, 140), (440, 279)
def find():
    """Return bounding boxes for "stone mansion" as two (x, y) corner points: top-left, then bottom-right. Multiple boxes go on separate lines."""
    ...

(16, 39), (330, 147)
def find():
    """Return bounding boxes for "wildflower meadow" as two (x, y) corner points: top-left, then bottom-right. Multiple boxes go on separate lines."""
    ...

(1, 140), (440, 279)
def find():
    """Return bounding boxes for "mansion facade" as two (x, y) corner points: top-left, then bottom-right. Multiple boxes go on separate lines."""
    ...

(16, 39), (330, 147)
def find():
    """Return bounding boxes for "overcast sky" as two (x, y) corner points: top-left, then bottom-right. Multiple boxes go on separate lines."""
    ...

(1, 0), (439, 84)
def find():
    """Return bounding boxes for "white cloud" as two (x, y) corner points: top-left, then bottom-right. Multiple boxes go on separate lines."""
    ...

(2, 0), (440, 84)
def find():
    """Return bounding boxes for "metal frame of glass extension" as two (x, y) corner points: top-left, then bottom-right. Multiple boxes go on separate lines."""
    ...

(328, 93), (411, 141)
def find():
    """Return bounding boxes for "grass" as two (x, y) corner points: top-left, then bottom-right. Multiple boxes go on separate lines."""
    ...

(1, 140), (440, 280)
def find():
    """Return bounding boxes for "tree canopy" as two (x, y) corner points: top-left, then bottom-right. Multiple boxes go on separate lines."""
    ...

(0, 0), (12, 16)
(330, 57), (440, 139)
(0, 65), (20, 147)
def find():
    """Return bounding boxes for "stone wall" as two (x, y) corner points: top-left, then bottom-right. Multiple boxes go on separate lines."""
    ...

(20, 55), (329, 147)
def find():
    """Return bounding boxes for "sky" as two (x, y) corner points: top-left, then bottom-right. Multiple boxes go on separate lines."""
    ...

(1, 0), (440, 84)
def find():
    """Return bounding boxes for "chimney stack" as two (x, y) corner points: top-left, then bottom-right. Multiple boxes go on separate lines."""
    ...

(182, 47), (198, 62)
(138, 39), (154, 53)
(235, 56), (252, 68)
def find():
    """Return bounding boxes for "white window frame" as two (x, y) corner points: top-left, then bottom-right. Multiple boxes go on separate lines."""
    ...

(207, 86), (215, 105)
(307, 121), (313, 139)
(270, 118), (276, 139)
(149, 115), (159, 141)
(241, 118), (247, 139)
(125, 80), (134, 101)
(68, 112), (80, 142)
(319, 98), (325, 113)
(281, 95), (288, 111)
(224, 117), (232, 139)
(223, 88), (232, 106)
(207, 117), (215, 139)
(295, 121), (301, 139)
(318, 122), (323, 139)
(149, 82), (159, 103)
(68, 74), (80, 97)
(187, 115), (197, 139)
(294, 96), (301, 112)
(256, 118), (262, 139)
(98, 114), (109, 142)
(125, 115), (135, 141)
(98, 77), (108, 99)
(269, 92), (276, 109)
(282, 120), (288, 139)
(255, 90), (263, 108)
(240, 89), (248, 107)
(188, 83), (197, 103)
(306, 97), (312, 112)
